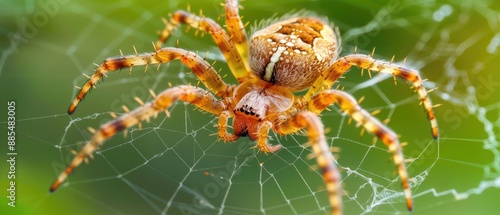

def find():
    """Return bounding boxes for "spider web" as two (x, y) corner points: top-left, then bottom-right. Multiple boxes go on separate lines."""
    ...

(2, 0), (500, 214)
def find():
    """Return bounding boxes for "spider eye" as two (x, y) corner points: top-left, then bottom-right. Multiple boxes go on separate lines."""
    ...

(249, 17), (338, 91)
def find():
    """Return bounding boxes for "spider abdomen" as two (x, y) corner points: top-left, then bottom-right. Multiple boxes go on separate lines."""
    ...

(249, 17), (339, 91)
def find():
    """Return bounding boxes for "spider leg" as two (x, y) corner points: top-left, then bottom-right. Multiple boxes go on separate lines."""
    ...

(51, 85), (226, 192)
(218, 110), (239, 142)
(155, 7), (249, 82)
(305, 89), (413, 211)
(304, 54), (438, 138)
(224, 0), (249, 65)
(69, 47), (231, 114)
(274, 111), (342, 215)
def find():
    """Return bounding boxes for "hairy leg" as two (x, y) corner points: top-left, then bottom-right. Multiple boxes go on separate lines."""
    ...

(224, 0), (249, 66)
(155, 7), (249, 81)
(304, 54), (438, 138)
(306, 89), (413, 211)
(52, 85), (226, 192)
(274, 111), (342, 215)
(69, 47), (230, 114)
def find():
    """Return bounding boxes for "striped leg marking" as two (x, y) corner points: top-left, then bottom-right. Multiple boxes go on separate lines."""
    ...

(308, 89), (413, 211)
(52, 86), (225, 192)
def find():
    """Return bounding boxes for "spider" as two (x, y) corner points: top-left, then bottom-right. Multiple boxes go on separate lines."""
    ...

(50, 0), (439, 214)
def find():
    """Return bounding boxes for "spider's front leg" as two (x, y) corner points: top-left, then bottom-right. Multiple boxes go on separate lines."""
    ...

(51, 85), (226, 192)
(68, 47), (230, 114)
(274, 111), (342, 215)
(306, 89), (413, 211)
(155, 0), (249, 81)
(304, 54), (438, 139)
(224, 0), (249, 63)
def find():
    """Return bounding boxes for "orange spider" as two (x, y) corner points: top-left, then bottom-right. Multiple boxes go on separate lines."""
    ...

(50, 1), (439, 214)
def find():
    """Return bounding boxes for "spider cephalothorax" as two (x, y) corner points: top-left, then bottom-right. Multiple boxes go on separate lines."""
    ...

(51, 1), (439, 214)
(232, 79), (293, 143)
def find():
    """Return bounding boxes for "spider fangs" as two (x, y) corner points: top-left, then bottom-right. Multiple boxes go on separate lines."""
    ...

(51, 1), (439, 215)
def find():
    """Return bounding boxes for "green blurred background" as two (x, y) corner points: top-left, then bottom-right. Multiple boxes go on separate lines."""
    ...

(1, 0), (500, 214)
